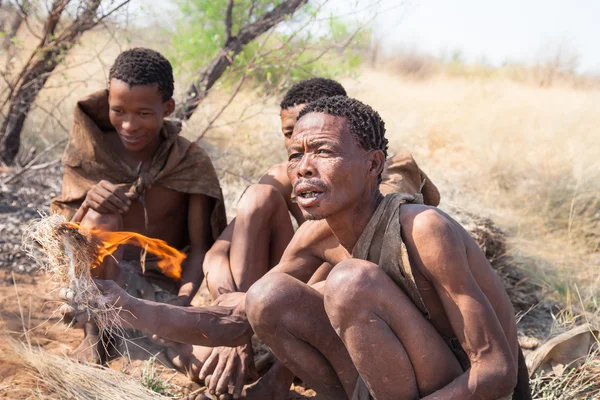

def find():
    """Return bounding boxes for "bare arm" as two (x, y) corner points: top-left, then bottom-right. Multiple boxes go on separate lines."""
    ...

(122, 289), (250, 347)
(406, 209), (517, 399)
(266, 220), (331, 281)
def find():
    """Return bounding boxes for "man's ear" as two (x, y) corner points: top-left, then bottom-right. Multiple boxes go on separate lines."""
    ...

(368, 149), (385, 179)
(164, 98), (175, 117)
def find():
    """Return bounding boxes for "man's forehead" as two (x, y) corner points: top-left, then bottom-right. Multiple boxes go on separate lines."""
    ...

(291, 112), (346, 140)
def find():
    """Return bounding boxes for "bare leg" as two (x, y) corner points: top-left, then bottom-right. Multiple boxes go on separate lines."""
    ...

(324, 260), (463, 399)
(307, 262), (333, 285)
(230, 185), (294, 292)
(204, 229), (237, 299)
(246, 272), (358, 399)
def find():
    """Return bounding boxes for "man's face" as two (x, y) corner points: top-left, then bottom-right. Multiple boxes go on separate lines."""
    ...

(108, 79), (175, 153)
(287, 112), (374, 221)
(280, 104), (306, 150)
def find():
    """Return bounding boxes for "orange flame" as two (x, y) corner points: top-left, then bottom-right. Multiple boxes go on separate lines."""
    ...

(67, 222), (185, 281)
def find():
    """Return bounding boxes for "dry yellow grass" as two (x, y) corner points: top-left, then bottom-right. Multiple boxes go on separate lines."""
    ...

(339, 69), (600, 302)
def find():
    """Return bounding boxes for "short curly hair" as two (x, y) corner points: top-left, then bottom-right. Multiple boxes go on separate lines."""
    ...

(298, 95), (388, 160)
(280, 78), (347, 109)
(109, 48), (174, 101)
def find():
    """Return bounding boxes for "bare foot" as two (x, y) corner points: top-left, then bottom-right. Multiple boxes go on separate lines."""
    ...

(150, 335), (214, 383)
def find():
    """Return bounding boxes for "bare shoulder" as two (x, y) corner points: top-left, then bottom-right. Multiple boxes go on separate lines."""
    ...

(400, 204), (470, 278)
(400, 204), (457, 238)
(259, 162), (290, 187)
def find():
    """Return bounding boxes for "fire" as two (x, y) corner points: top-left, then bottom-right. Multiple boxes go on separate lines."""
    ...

(67, 222), (185, 281)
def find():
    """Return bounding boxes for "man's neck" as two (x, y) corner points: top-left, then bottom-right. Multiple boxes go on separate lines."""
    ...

(119, 133), (163, 169)
(326, 189), (383, 252)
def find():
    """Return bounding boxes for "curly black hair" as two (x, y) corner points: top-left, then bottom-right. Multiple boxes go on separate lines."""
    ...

(109, 48), (174, 101)
(298, 95), (388, 160)
(280, 78), (347, 109)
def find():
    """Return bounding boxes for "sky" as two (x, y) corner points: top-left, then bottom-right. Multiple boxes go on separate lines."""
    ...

(369, 0), (600, 73)
(133, 0), (600, 73)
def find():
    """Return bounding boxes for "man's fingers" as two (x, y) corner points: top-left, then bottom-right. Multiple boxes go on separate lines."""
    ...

(209, 356), (228, 394)
(199, 351), (218, 381)
(71, 205), (88, 223)
(105, 192), (129, 213)
(93, 186), (123, 213)
(58, 303), (75, 317)
(233, 362), (246, 399)
(58, 287), (75, 302)
(215, 356), (235, 396)
(100, 181), (131, 205)
(85, 196), (111, 214)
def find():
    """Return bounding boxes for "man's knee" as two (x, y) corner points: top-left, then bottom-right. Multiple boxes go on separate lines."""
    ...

(236, 184), (285, 220)
(80, 209), (123, 231)
(324, 259), (382, 328)
(246, 272), (298, 335)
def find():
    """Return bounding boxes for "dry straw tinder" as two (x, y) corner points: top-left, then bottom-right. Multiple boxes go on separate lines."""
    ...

(1, 339), (168, 399)
(22, 214), (125, 338)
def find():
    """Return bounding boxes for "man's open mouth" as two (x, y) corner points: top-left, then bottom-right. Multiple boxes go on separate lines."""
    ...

(295, 182), (327, 208)
(298, 191), (321, 199)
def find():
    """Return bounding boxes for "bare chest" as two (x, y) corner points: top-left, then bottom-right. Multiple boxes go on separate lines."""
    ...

(122, 186), (189, 248)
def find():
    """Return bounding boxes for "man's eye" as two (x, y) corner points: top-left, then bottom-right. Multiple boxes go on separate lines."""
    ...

(288, 153), (302, 161)
(139, 112), (152, 117)
(317, 149), (332, 155)
(111, 109), (123, 114)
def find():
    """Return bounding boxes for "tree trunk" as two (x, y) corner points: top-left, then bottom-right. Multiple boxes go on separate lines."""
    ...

(0, 0), (101, 165)
(174, 0), (308, 121)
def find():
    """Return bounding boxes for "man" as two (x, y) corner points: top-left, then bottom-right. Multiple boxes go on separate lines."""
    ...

(51, 48), (226, 363)
(77, 96), (530, 399)
(204, 77), (440, 298)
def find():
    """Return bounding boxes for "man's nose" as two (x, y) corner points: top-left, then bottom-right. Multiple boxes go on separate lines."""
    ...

(297, 154), (315, 178)
(122, 116), (138, 132)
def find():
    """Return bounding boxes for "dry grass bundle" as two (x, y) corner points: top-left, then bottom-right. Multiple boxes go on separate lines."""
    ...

(21, 214), (125, 337)
(530, 346), (600, 400)
(1, 339), (169, 399)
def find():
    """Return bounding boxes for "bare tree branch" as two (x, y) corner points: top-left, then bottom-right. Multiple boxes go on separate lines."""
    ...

(0, 0), (135, 164)
(174, 0), (308, 121)
(224, 0), (234, 44)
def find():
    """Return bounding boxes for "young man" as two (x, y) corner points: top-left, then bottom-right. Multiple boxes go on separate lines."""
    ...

(51, 48), (226, 363)
(203, 78), (440, 299)
(72, 96), (530, 399)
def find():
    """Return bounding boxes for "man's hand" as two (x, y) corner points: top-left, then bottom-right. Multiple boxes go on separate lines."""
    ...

(212, 291), (246, 317)
(93, 279), (129, 307)
(58, 280), (130, 325)
(199, 341), (258, 399)
(58, 287), (91, 328)
(83, 180), (133, 214)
